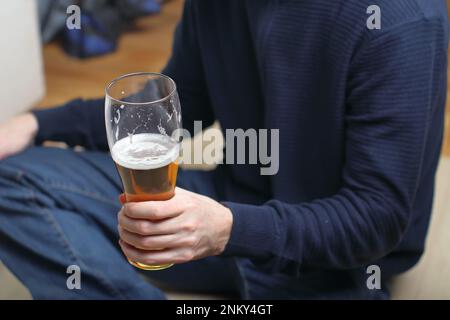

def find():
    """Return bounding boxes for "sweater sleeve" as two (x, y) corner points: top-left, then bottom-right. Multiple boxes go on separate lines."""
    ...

(221, 18), (447, 276)
(32, 98), (108, 151)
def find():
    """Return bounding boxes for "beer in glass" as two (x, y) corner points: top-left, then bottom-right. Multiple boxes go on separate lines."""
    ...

(105, 72), (182, 270)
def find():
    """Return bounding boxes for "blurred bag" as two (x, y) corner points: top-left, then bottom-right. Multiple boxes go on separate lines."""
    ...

(38, 0), (162, 58)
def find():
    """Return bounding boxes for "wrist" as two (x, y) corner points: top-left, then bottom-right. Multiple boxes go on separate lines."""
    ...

(215, 204), (233, 255)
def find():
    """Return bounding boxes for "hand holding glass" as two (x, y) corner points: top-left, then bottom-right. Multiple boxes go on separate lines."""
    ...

(105, 72), (182, 270)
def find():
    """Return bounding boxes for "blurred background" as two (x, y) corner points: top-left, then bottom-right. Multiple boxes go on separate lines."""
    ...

(0, 0), (449, 299)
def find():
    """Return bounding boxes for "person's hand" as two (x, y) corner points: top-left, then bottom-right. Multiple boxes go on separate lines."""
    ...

(0, 113), (38, 160)
(117, 187), (233, 266)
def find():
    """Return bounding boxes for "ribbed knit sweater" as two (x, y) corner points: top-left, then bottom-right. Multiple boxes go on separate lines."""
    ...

(33, 0), (449, 297)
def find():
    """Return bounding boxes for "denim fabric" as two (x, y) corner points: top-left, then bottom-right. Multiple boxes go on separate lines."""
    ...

(0, 147), (238, 299)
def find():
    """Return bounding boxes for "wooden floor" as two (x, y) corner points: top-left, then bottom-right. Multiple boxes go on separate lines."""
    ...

(1, 0), (450, 300)
(37, 0), (183, 108)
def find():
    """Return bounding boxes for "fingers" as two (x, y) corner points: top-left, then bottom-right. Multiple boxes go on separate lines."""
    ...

(118, 209), (182, 235)
(119, 239), (195, 265)
(122, 194), (189, 220)
(117, 187), (201, 265)
(118, 226), (194, 250)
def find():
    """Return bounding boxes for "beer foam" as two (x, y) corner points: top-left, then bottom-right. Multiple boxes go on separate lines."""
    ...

(112, 133), (179, 170)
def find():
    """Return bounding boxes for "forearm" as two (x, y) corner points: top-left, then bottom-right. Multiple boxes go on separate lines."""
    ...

(32, 98), (108, 151)
(221, 187), (408, 277)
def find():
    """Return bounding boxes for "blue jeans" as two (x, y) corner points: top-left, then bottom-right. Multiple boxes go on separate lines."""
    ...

(0, 147), (241, 299)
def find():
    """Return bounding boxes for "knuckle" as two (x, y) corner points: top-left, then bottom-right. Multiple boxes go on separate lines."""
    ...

(182, 236), (197, 247)
(117, 226), (124, 238)
(183, 222), (197, 233)
(150, 206), (162, 219)
(138, 237), (149, 248)
(185, 199), (197, 210)
(117, 209), (125, 222)
(136, 221), (150, 234)
(141, 237), (154, 248)
(124, 203), (135, 215)
(182, 250), (195, 262)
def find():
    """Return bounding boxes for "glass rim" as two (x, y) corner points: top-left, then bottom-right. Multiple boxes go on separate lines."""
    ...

(105, 72), (177, 106)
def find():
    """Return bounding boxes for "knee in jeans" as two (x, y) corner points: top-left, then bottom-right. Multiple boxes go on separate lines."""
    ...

(0, 160), (40, 207)
(0, 161), (25, 186)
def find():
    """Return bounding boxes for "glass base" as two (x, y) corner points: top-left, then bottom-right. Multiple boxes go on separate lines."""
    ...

(128, 259), (173, 271)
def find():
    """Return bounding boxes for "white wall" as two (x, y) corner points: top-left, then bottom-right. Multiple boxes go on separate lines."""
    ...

(0, 0), (45, 123)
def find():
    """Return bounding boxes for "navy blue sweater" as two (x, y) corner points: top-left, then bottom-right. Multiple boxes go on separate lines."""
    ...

(34, 0), (448, 296)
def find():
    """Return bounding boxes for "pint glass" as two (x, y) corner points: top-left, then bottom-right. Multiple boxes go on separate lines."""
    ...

(105, 72), (182, 270)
